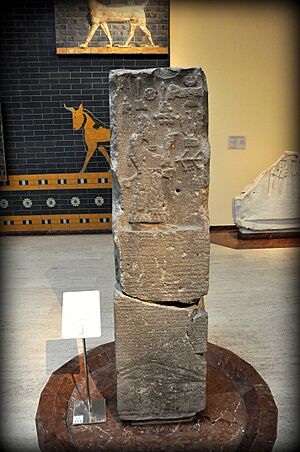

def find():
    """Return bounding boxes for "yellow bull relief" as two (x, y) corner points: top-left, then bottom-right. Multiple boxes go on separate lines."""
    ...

(64, 103), (111, 172)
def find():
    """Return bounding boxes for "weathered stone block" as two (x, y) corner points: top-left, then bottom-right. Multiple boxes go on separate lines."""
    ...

(110, 67), (210, 421)
(110, 67), (210, 302)
(115, 229), (209, 302)
(114, 288), (208, 421)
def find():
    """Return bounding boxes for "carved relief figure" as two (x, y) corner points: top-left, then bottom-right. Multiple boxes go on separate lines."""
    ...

(267, 152), (299, 197)
(126, 129), (174, 224)
(117, 69), (210, 224)
(64, 103), (110, 172)
(233, 151), (300, 231)
(80, 0), (157, 48)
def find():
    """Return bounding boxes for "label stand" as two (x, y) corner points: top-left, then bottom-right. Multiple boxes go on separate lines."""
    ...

(72, 338), (106, 425)
(61, 290), (106, 425)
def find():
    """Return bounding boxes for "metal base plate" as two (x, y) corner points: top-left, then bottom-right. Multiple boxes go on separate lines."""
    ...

(73, 399), (106, 425)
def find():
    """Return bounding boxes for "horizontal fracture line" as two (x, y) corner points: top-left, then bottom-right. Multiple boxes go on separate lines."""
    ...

(119, 288), (201, 307)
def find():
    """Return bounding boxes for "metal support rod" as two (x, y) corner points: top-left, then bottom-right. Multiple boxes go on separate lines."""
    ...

(82, 338), (91, 412)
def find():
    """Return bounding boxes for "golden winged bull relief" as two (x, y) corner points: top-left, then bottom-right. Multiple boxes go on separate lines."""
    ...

(80, 0), (157, 48)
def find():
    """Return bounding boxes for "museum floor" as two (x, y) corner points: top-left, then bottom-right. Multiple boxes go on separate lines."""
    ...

(0, 234), (299, 451)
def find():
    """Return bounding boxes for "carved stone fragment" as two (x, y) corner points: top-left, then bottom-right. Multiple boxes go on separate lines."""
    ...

(115, 229), (209, 302)
(114, 288), (208, 421)
(110, 67), (210, 302)
(233, 151), (300, 232)
(110, 67), (210, 421)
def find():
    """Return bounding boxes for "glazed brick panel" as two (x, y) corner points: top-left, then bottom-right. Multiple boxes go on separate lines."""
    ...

(0, 188), (111, 216)
(0, 0), (169, 225)
(55, 0), (169, 48)
(0, 0), (169, 176)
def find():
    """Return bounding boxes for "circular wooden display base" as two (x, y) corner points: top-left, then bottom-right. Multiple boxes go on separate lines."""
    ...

(36, 342), (277, 451)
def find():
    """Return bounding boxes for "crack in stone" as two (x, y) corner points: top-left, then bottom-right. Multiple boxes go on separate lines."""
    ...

(185, 322), (200, 356)
(119, 289), (202, 308)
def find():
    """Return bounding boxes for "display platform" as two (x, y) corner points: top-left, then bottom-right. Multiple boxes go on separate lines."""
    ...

(36, 342), (277, 451)
(210, 226), (300, 249)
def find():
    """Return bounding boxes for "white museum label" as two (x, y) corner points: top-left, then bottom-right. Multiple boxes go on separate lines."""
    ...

(62, 290), (101, 339)
(73, 415), (84, 424)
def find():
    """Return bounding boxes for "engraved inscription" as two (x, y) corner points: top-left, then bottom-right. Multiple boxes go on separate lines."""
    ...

(111, 68), (210, 226)
(110, 68), (210, 421)
(233, 151), (300, 232)
(267, 153), (299, 197)
(110, 67), (210, 301)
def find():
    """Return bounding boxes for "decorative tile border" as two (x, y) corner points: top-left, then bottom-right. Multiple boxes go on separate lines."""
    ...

(0, 172), (112, 191)
(0, 190), (110, 215)
(0, 178), (112, 232)
(0, 213), (112, 232)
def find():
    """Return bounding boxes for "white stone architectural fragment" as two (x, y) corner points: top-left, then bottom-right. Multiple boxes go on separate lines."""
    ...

(233, 151), (300, 232)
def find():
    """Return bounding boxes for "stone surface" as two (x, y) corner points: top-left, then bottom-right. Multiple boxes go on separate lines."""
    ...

(109, 67), (210, 302)
(110, 68), (210, 421)
(35, 342), (278, 452)
(114, 288), (208, 421)
(116, 229), (209, 303)
(233, 151), (300, 232)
